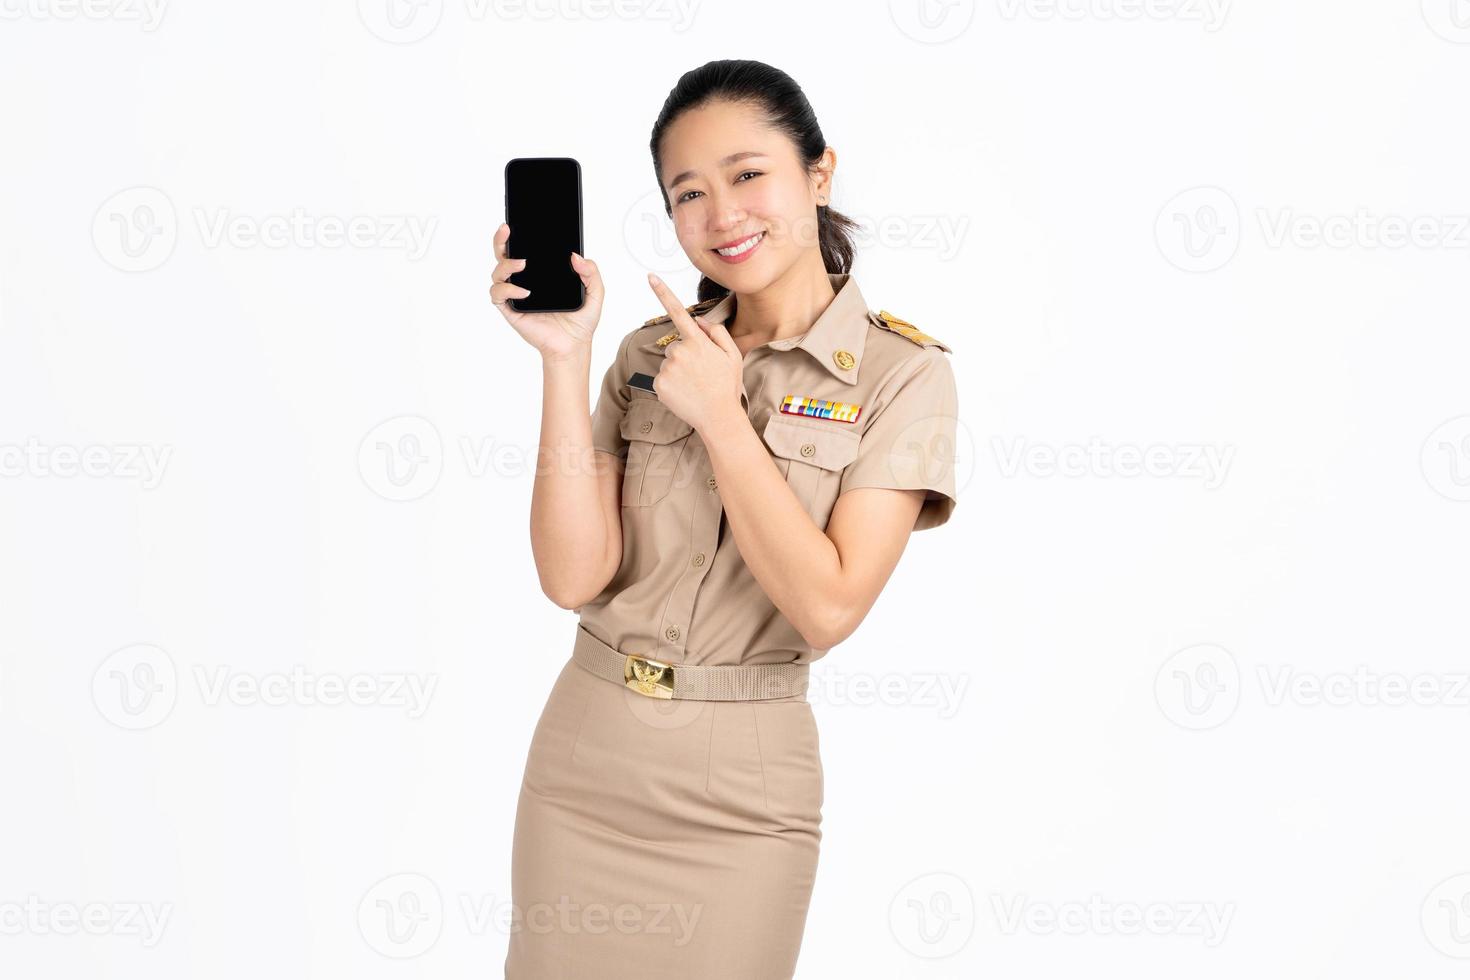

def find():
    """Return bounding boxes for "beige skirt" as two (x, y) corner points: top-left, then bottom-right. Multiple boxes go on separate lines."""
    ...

(504, 634), (824, 978)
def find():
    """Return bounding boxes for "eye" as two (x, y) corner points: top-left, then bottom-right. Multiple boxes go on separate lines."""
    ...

(674, 170), (763, 205)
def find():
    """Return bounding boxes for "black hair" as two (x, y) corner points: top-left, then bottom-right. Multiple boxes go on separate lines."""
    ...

(649, 59), (859, 303)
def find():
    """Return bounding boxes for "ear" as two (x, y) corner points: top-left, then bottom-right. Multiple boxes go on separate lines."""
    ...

(812, 145), (837, 202)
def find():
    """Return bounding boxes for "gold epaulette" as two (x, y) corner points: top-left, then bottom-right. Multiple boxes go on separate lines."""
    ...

(868, 309), (951, 352)
(642, 295), (723, 329)
(640, 295), (720, 329)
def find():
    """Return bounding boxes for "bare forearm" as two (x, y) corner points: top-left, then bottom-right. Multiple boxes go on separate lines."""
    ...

(697, 406), (845, 646)
(530, 347), (616, 605)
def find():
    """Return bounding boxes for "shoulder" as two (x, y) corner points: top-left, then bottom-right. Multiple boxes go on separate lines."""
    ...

(865, 309), (952, 354)
(860, 309), (956, 406)
(605, 295), (726, 353)
(639, 295), (724, 331)
(602, 296), (723, 365)
(861, 308), (954, 386)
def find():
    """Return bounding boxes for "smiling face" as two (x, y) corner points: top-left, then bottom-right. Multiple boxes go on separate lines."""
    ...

(658, 98), (833, 293)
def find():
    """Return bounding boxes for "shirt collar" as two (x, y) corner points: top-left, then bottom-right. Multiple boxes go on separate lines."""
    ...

(638, 272), (870, 385)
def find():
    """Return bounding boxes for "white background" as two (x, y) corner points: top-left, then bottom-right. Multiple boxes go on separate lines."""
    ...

(3, 1), (1470, 977)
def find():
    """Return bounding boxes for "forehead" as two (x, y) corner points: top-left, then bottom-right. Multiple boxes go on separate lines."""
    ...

(660, 100), (792, 184)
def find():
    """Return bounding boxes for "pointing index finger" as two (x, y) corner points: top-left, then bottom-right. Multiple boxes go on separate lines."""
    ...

(647, 273), (709, 347)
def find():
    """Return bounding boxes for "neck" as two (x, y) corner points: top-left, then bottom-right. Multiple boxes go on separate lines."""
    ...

(726, 258), (837, 346)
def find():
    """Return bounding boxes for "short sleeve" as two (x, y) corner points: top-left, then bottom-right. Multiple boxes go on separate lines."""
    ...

(589, 329), (635, 459)
(838, 349), (959, 531)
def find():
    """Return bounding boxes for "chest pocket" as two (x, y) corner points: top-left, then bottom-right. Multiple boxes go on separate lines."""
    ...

(761, 416), (860, 529)
(619, 394), (695, 507)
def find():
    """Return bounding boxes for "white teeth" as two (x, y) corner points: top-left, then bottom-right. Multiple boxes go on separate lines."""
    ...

(715, 232), (763, 256)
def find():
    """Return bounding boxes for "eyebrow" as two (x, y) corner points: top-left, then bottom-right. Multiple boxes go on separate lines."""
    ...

(667, 152), (769, 192)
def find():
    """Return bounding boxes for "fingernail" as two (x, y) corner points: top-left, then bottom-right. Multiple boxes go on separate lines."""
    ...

(648, 272), (661, 285)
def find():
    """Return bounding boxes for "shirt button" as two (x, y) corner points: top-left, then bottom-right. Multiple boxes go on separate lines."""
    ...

(707, 475), (718, 491)
(639, 420), (653, 433)
(692, 552), (705, 567)
(800, 442), (816, 458)
(665, 625), (680, 641)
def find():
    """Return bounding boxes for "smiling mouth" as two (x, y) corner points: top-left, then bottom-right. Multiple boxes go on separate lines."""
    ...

(712, 231), (765, 257)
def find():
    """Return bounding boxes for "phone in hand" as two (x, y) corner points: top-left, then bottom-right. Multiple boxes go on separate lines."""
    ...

(503, 157), (584, 313)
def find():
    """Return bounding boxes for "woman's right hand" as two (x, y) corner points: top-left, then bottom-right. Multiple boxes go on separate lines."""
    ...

(490, 222), (606, 361)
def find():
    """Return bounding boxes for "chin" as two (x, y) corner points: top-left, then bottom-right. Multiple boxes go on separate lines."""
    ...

(699, 260), (779, 293)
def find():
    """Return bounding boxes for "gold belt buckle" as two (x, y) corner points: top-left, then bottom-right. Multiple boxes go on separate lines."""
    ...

(624, 653), (675, 699)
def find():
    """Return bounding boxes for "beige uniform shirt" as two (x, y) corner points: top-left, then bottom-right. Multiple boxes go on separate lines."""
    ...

(580, 272), (958, 668)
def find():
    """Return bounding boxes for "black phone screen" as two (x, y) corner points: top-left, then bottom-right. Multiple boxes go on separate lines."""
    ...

(504, 157), (584, 313)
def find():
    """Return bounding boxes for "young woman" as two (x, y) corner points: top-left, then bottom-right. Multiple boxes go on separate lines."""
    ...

(491, 59), (959, 979)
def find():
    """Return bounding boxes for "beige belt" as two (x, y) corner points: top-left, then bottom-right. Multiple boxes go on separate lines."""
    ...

(572, 623), (809, 701)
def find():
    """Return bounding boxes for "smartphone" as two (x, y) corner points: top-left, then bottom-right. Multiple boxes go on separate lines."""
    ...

(503, 157), (584, 313)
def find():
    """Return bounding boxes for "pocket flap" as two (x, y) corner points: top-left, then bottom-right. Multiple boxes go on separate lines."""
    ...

(619, 394), (694, 445)
(761, 416), (860, 471)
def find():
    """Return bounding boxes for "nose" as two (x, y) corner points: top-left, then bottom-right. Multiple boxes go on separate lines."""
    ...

(704, 187), (746, 234)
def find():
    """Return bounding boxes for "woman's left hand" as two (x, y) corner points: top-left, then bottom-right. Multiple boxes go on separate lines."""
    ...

(645, 273), (745, 433)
